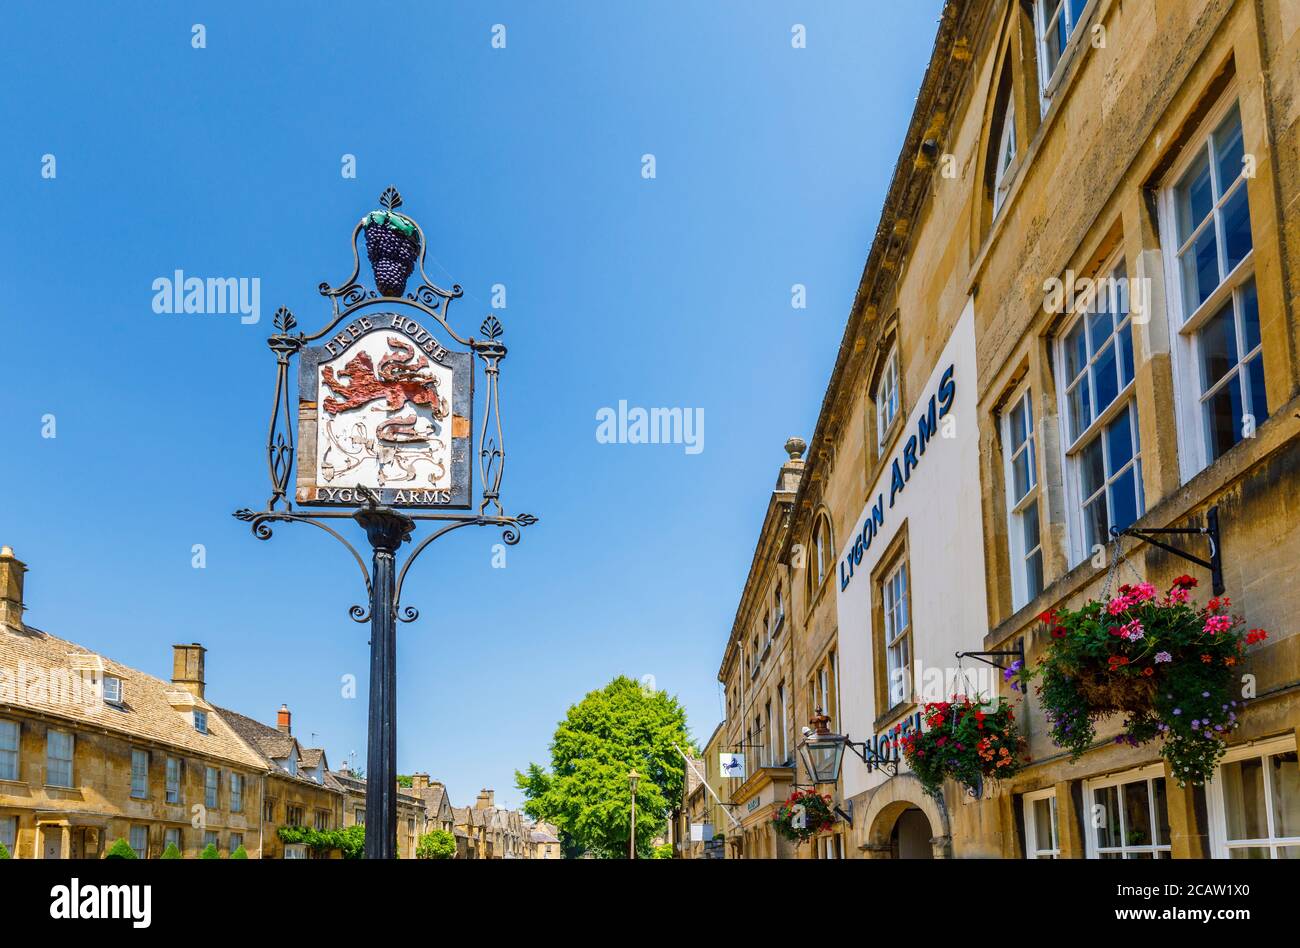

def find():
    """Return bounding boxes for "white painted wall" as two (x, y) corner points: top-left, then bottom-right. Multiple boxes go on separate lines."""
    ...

(835, 300), (990, 800)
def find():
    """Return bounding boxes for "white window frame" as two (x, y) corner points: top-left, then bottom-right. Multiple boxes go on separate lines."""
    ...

(1083, 764), (1172, 858)
(1206, 735), (1300, 859)
(130, 748), (148, 799)
(164, 827), (181, 852)
(876, 345), (901, 451)
(1023, 787), (1060, 858)
(1055, 254), (1144, 565)
(46, 730), (73, 789)
(205, 766), (219, 809)
(193, 709), (208, 734)
(1033, 0), (1095, 112)
(1158, 87), (1263, 481)
(773, 583), (784, 633)
(993, 97), (1017, 216)
(0, 719), (18, 782)
(284, 843), (308, 859)
(882, 560), (911, 710)
(1003, 383), (1043, 609)
(102, 675), (122, 704)
(0, 815), (17, 854)
(165, 757), (181, 803)
(129, 824), (148, 859)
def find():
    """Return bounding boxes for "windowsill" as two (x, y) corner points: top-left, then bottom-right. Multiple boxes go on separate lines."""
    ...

(0, 778), (28, 788)
(44, 785), (80, 795)
(873, 700), (917, 735)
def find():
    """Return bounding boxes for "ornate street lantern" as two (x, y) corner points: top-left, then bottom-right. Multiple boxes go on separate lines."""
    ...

(235, 186), (538, 859)
(798, 708), (848, 785)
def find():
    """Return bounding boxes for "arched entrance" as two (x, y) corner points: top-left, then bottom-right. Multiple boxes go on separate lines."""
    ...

(890, 807), (933, 859)
(857, 774), (951, 858)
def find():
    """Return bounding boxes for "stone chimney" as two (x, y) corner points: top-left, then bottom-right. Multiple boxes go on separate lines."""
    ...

(475, 788), (495, 809)
(276, 703), (292, 734)
(170, 643), (206, 699)
(411, 772), (430, 790)
(0, 546), (28, 631)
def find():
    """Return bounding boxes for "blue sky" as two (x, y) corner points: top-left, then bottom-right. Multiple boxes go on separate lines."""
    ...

(0, 1), (942, 810)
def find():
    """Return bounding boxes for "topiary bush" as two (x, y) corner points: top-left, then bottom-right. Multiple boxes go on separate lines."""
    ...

(230, 845), (249, 859)
(105, 838), (137, 859)
(160, 842), (182, 859)
(0, 841), (10, 859)
(200, 843), (220, 859)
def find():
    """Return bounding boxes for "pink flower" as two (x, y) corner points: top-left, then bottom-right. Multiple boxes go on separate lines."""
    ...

(1120, 619), (1145, 641)
(1107, 596), (1130, 615)
(1131, 582), (1157, 602)
(1204, 614), (1234, 635)
(1170, 588), (1191, 605)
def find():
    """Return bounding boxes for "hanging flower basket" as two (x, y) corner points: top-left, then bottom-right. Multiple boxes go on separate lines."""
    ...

(900, 695), (1025, 799)
(364, 204), (421, 297)
(1021, 576), (1267, 786)
(771, 788), (836, 843)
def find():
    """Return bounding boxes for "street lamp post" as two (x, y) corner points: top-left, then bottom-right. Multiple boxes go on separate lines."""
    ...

(629, 768), (640, 859)
(235, 187), (538, 858)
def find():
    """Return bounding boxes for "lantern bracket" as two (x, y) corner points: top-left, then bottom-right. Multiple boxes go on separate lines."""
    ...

(1110, 505), (1224, 596)
(842, 738), (899, 776)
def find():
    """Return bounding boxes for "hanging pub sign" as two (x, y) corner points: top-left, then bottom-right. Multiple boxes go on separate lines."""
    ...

(297, 314), (473, 508)
(720, 752), (745, 780)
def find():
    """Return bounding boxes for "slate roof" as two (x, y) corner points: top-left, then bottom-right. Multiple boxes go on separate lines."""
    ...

(215, 705), (297, 762)
(0, 625), (266, 771)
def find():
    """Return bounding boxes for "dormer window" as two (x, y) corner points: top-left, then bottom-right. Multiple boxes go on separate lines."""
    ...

(875, 346), (901, 450)
(102, 676), (122, 705)
(193, 710), (208, 734)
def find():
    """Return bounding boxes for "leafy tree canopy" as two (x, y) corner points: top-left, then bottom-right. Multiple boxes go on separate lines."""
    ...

(516, 675), (694, 858)
(416, 829), (456, 859)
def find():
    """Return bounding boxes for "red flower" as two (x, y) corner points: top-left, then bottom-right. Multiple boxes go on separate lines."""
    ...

(1051, 628), (1066, 638)
(1245, 629), (1269, 646)
(1172, 574), (1198, 589)
(1141, 667), (1154, 677)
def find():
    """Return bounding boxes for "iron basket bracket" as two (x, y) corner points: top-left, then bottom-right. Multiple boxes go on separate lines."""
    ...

(1110, 504), (1224, 596)
(954, 637), (1025, 672)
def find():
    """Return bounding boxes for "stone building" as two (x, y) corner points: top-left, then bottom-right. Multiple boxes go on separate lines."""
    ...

(218, 704), (344, 858)
(717, 442), (805, 858)
(714, 0), (1300, 858)
(0, 548), (279, 858)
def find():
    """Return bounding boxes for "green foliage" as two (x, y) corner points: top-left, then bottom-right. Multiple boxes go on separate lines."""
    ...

(200, 843), (220, 859)
(160, 842), (182, 859)
(278, 823), (366, 859)
(396, 774), (414, 788)
(900, 696), (1024, 798)
(105, 838), (137, 859)
(516, 675), (693, 859)
(651, 843), (674, 859)
(0, 842), (10, 859)
(230, 845), (249, 859)
(416, 829), (456, 860)
(1026, 578), (1263, 785)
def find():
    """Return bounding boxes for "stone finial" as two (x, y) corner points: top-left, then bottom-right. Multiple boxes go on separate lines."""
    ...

(784, 436), (807, 461)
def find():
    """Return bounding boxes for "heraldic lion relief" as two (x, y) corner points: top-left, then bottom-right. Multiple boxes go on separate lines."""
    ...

(316, 331), (453, 489)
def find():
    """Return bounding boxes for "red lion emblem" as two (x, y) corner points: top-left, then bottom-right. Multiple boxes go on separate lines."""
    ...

(321, 337), (447, 417)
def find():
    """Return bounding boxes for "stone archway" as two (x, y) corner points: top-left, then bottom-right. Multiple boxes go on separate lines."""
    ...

(857, 774), (951, 859)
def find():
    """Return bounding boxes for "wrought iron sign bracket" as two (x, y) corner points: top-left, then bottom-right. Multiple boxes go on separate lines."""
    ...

(1110, 504), (1224, 595)
(834, 799), (854, 827)
(954, 637), (1025, 672)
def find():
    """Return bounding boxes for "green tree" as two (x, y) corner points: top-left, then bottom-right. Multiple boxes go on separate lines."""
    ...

(516, 676), (693, 858)
(200, 843), (220, 859)
(651, 842), (674, 859)
(230, 845), (249, 859)
(160, 842), (182, 859)
(416, 829), (456, 859)
(105, 838), (137, 859)
(396, 774), (413, 788)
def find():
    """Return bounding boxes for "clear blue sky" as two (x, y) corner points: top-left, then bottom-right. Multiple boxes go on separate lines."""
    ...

(0, 1), (943, 810)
